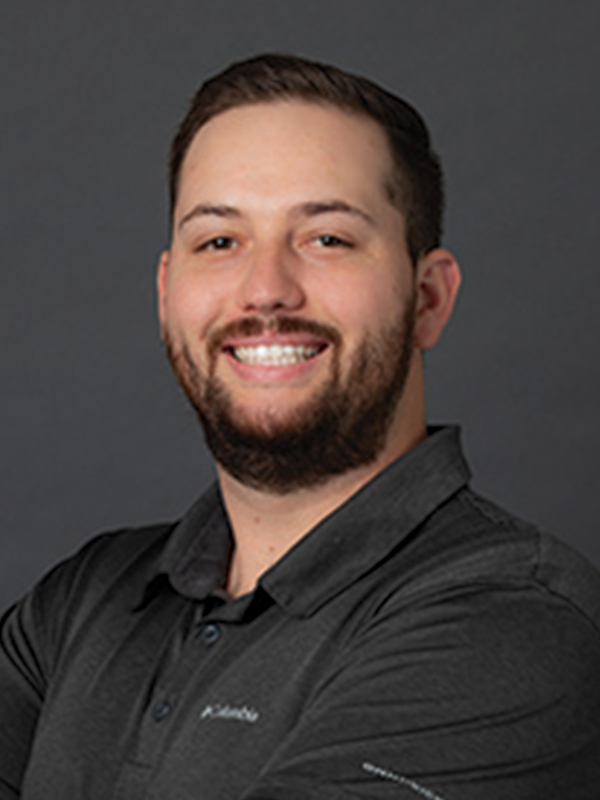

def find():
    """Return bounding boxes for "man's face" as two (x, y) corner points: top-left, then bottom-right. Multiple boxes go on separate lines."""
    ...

(159, 101), (420, 492)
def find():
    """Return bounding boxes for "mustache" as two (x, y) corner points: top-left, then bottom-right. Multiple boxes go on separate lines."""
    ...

(208, 316), (342, 354)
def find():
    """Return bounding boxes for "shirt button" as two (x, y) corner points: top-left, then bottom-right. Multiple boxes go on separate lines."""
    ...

(151, 699), (171, 722)
(201, 622), (221, 645)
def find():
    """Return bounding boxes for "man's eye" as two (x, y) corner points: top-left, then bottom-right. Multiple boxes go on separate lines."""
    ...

(199, 236), (236, 252)
(315, 234), (352, 248)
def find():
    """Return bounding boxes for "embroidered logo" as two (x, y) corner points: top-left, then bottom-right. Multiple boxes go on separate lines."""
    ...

(200, 703), (260, 723)
(363, 762), (446, 800)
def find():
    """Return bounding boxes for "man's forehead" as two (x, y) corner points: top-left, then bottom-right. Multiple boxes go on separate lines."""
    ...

(183, 100), (393, 167)
(175, 101), (398, 217)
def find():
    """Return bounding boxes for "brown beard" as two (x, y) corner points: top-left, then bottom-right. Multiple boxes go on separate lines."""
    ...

(163, 297), (416, 494)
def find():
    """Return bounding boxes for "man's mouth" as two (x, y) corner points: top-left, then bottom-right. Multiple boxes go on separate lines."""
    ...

(230, 343), (324, 366)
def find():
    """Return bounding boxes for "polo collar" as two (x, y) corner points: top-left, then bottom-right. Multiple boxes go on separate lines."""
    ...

(150, 426), (470, 615)
(158, 483), (233, 601)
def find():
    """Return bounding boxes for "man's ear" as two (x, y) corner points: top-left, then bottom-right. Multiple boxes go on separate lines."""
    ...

(157, 250), (170, 330)
(413, 248), (461, 351)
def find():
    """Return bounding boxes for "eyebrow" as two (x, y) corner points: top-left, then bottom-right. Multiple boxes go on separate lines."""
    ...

(178, 204), (241, 231)
(295, 200), (375, 226)
(177, 198), (375, 232)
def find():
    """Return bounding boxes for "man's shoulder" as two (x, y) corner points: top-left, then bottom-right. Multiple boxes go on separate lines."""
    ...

(0, 520), (179, 698)
(380, 485), (600, 633)
(14, 521), (175, 639)
(46, 520), (175, 594)
(337, 488), (600, 715)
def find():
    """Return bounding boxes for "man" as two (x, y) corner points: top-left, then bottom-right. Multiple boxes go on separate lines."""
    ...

(2, 53), (600, 799)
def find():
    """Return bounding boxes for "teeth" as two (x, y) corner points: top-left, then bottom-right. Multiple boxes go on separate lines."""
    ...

(232, 344), (320, 365)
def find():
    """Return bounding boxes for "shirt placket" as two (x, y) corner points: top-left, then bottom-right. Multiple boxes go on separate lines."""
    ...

(114, 596), (253, 798)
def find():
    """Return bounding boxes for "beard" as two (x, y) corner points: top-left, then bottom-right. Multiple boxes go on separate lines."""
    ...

(163, 296), (416, 494)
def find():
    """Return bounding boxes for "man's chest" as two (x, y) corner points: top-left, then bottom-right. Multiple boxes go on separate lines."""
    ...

(21, 591), (348, 800)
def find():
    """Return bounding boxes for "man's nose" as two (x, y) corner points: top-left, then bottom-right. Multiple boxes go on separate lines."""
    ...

(235, 243), (306, 315)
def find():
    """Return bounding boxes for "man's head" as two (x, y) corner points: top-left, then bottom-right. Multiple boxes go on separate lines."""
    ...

(158, 55), (460, 493)
(168, 53), (444, 266)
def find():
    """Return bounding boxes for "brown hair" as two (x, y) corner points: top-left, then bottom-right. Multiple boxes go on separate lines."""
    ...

(169, 53), (444, 264)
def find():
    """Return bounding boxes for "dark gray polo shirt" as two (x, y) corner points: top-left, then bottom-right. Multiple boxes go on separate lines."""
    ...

(2, 427), (600, 799)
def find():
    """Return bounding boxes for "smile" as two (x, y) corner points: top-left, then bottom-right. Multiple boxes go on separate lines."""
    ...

(231, 344), (322, 366)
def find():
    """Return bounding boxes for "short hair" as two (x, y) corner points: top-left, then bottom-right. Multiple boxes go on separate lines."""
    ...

(169, 53), (444, 264)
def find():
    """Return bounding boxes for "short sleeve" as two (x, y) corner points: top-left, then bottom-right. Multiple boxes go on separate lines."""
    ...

(242, 585), (600, 800)
(0, 535), (106, 795)
(0, 594), (48, 796)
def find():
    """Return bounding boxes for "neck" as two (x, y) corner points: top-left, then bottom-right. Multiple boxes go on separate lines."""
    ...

(219, 357), (426, 598)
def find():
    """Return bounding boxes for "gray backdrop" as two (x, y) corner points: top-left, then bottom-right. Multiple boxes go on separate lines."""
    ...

(2, 1), (599, 610)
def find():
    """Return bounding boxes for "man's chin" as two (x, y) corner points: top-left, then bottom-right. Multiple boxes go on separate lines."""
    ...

(212, 399), (324, 443)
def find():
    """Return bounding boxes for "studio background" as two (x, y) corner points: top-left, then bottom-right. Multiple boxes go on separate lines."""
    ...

(2, 0), (598, 610)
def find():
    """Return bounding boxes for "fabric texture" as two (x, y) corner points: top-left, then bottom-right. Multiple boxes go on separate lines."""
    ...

(2, 427), (600, 799)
